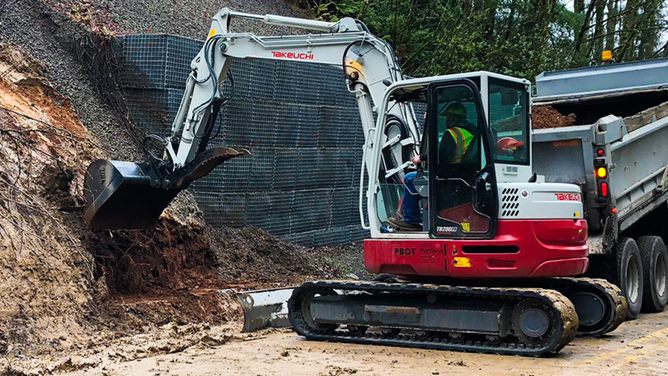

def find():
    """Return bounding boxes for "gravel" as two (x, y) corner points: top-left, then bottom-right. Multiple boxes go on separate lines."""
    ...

(0, 0), (308, 161)
(0, 0), (144, 160)
(102, 0), (309, 38)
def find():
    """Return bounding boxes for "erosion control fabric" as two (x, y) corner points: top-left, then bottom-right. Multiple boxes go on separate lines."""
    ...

(115, 34), (369, 246)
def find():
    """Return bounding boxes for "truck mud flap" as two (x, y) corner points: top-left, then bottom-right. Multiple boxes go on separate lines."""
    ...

(84, 147), (249, 229)
(237, 288), (295, 332)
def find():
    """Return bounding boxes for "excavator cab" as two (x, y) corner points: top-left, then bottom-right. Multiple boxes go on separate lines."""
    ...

(371, 73), (538, 241)
(426, 79), (498, 239)
(372, 75), (500, 238)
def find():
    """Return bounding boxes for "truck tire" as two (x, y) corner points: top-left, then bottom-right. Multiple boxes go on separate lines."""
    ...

(638, 236), (668, 312)
(614, 237), (643, 320)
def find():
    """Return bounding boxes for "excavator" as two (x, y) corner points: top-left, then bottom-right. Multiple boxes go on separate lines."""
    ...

(83, 8), (627, 356)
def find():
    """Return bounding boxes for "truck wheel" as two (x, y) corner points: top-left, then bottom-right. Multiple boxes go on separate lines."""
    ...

(638, 236), (668, 312)
(615, 238), (643, 320)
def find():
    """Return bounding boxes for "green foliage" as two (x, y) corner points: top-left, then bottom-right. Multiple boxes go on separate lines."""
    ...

(308, 0), (667, 81)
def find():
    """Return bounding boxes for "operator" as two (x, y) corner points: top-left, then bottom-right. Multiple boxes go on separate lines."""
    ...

(387, 102), (477, 231)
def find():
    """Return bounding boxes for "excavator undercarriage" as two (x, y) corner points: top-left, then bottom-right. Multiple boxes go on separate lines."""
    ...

(287, 278), (625, 356)
(289, 281), (579, 356)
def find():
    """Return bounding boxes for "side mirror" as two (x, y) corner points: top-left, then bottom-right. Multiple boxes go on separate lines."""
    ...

(475, 172), (492, 212)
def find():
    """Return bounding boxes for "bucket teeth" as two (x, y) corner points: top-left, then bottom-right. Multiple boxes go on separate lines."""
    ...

(164, 147), (250, 190)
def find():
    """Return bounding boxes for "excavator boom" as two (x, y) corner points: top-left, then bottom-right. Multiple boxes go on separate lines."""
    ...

(83, 8), (417, 229)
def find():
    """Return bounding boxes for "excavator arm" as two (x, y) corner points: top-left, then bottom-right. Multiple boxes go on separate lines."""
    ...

(84, 8), (419, 229)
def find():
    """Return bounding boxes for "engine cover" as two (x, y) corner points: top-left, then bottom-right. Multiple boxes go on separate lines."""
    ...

(497, 182), (584, 220)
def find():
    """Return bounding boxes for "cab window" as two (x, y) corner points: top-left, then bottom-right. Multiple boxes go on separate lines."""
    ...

(488, 78), (529, 165)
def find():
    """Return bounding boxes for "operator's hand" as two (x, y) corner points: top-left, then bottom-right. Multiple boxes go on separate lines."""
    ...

(412, 155), (422, 165)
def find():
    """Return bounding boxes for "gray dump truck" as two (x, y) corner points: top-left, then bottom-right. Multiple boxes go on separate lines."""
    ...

(533, 59), (668, 319)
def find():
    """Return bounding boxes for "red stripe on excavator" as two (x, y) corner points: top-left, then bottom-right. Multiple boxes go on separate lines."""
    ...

(364, 219), (588, 279)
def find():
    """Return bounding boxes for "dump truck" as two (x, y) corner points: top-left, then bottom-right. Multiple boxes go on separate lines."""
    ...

(533, 59), (668, 319)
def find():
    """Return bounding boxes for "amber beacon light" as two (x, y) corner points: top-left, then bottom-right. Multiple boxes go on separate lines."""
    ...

(596, 167), (607, 178)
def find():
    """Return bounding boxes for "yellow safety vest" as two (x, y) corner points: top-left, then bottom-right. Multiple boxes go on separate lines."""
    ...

(446, 127), (474, 163)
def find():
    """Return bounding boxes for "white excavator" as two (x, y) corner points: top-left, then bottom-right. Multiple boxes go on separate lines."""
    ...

(84, 9), (626, 356)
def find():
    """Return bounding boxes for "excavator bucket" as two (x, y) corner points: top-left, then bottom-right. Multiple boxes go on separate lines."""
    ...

(237, 288), (295, 332)
(84, 147), (250, 229)
(84, 160), (179, 229)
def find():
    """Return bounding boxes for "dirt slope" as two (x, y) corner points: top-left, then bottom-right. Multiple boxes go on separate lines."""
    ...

(0, 1), (363, 372)
(0, 41), (100, 355)
(0, 40), (227, 355)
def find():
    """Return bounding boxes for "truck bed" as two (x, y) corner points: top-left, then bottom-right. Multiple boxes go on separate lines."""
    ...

(532, 100), (668, 253)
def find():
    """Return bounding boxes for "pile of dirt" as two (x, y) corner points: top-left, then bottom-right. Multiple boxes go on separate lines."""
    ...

(90, 205), (342, 333)
(208, 224), (370, 283)
(315, 244), (369, 280)
(90, 214), (245, 335)
(93, 216), (217, 295)
(532, 105), (577, 129)
(208, 226), (347, 284)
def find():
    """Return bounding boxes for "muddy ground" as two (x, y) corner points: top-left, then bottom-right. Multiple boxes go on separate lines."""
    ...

(1, 305), (664, 375)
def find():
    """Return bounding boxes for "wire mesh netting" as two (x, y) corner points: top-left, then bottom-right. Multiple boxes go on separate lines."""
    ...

(116, 34), (370, 246)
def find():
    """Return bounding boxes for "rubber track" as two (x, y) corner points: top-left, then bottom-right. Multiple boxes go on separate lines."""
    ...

(543, 278), (626, 337)
(288, 280), (579, 356)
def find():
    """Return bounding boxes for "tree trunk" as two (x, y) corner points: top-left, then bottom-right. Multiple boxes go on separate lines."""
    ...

(638, 0), (660, 59)
(619, 0), (639, 60)
(605, 0), (617, 51)
(505, 0), (516, 41)
(536, 0), (556, 37)
(593, 0), (606, 62)
(575, 0), (598, 52)
(484, 0), (498, 40)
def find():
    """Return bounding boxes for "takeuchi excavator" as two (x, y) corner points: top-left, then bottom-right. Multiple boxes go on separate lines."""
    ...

(83, 8), (627, 356)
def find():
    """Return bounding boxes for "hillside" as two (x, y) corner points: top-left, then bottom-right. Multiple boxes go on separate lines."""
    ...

(0, 1), (364, 373)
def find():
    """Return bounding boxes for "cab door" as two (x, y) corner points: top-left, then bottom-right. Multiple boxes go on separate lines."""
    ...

(427, 79), (498, 239)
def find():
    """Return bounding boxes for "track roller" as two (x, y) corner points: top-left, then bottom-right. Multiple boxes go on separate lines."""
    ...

(523, 278), (626, 336)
